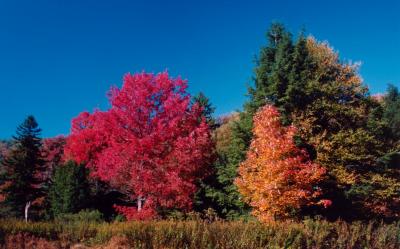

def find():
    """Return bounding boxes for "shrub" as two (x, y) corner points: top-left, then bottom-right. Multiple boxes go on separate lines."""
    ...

(55, 209), (104, 224)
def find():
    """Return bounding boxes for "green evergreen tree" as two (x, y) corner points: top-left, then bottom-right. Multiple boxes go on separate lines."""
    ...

(48, 161), (90, 218)
(192, 92), (217, 129)
(0, 116), (45, 220)
(383, 84), (400, 145)
(370, 84), (400, 170)
(202, 23), (297, 219)
(205, 23), (393, 220)
(283, 33), (315, 122)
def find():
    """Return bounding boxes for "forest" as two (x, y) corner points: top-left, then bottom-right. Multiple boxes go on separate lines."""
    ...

(1, 23), (400, 248)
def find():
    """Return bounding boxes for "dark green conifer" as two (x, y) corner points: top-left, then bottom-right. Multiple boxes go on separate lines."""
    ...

(48, 161), (90, 217)
(0, 116), (45, 220)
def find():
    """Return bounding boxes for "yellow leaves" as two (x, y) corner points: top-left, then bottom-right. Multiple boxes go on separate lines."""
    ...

(331, 167), (357, 185)
(213, 112), (239, 154)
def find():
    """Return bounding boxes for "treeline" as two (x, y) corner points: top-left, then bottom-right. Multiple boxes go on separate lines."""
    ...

(0, 23), (399, 223)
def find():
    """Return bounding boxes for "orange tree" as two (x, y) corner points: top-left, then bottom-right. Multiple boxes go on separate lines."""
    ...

(235, 105), (330, 222)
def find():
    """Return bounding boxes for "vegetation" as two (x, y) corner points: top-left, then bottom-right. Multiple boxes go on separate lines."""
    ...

(63, 72), (214, 220)
(1, 219), (400, 248)
(0, 116), (45, 220)
(48, 161), (90, 218)
(236, 105), (329, 222)
(0, 22), (399, 247)
(200, 23), (400, 221)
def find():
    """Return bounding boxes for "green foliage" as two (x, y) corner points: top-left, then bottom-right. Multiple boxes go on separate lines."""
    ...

(192, 92), (217, 129)
(0, 116), (45, 219)
(206, 22), (400, 220)
(382, 84), (400, 147)
(48, 161), (90, 218)
(370, 87), (400, 153)
(55, 209), (104, 223)
(0, 22), (398, 225)
(208, 23), (315, 219)
(195, 113), (250, 219)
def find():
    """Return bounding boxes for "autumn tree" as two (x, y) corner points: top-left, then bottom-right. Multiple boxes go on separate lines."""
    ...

(0, 140), (11, 215)
(218, 22), (400, 219)
(214, 113), (240, 154)
(35, 136), (67, 219)
(235, 105), (329, 222)
(64, 72), (214, 220)
(214, 23), (300, 218)
(288, 39), (400, 219)
(41, 136), (66, 181)
(0, 141), (11, 163)
(0, 116), (45, 221)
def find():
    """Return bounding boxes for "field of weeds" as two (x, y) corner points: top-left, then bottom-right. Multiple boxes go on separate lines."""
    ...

(0, 219), (399, 248)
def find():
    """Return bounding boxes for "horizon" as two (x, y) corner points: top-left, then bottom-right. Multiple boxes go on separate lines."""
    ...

(0, 0), (399, 139)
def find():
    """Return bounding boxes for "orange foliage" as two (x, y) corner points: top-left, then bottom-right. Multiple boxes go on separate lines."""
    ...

(235, 105), (329, 222)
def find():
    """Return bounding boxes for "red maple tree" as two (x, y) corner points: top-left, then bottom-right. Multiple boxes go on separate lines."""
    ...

(41, 136), (66, 181)
(64, 72), (214, 220)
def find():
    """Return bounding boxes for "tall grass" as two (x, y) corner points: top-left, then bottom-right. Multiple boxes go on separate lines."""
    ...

(0, 219), (399, 248)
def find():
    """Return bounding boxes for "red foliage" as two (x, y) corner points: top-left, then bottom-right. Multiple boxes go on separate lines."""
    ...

(64, 72), (214, 220)
(41, 136), (66, 180)
(113, 204), (157, 220)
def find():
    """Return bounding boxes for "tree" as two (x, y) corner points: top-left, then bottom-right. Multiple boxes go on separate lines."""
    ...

(64, 72), (214, 220)
(192, 92), (217, 129)
(194, 113), (244, 217)
(382, 84), (400, 148)
(225, 22), (397, 219)
(0, 116), (45, 221)
(41, 136), (66, 181)
(235, 105), (329, 222)
(205, 23), (295, 218)
(0, 141), (11, 163)
(0, 140), (11, 209)
(289, 38), (395, 219)
(36, 136), (67, 219)
(360, 85), (400, 218)
(48, 161), (90, 217)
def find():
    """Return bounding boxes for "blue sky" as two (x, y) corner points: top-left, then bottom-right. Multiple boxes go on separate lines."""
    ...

(0, 0), (399, 138)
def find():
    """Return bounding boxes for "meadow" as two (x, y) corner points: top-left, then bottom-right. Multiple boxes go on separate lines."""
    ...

(1, 219), (400, 249)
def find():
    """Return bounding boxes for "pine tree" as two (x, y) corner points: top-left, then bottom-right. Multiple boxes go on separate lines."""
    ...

(48, 161), (90, 217)
(209, 23), (395, 219)
(0, 116), (45, 220)
(192, 92), (217, 129)
(207, 23), (296, 218)
(383, 84), (400, 146)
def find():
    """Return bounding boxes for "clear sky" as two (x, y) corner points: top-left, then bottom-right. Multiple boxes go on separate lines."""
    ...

(0, 0), (399, 139)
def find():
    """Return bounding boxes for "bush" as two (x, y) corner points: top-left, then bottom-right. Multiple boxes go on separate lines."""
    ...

(55, 209), (104, 223)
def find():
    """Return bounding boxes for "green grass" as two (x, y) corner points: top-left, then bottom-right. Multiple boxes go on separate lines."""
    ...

(0, 219), (399, 248)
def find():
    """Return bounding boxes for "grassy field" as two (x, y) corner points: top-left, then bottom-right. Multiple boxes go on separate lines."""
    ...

(0, 219), (400, 248)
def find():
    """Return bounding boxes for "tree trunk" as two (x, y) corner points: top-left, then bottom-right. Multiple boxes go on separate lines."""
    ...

(24, 201), (31, 222)
(137, 196), (142, 211)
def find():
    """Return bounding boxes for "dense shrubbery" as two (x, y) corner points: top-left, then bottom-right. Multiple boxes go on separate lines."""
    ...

(0, 219), (400, 248)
